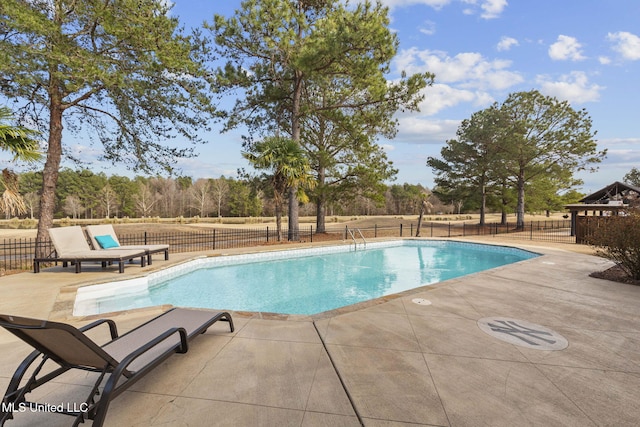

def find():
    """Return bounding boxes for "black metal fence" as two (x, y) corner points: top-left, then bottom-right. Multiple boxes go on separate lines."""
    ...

(117, 227), (311, 252)
(0, 220), (575, 273)
(416, 219), (575, 243)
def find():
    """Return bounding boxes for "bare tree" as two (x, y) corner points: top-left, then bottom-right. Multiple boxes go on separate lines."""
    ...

(210, 178), (229, 218)
(23, 192), (40, 219)
(134, 182), (160, 217)
(99, 185), (119, 218)
(151, 178), (179, 217)
(190, 179), (212, 217)
(62, 195), (85, 219)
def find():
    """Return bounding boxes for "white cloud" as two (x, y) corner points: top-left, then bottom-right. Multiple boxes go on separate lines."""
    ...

(607, 31), (640, 60)
(418, 84), (479, 115)
(394, 48), (523, 91)
(598, 137), (640, 147)
(460, 0), (507, 19)
(548, 35), (586, 61)
(598, 56), (612, 65)
(396, 117), (461, 144)
(497, 36), (518, 51)
(380, 0), (452, 10)
(419, 20), (436, 36)
(479, 0), (508, 19)
(380, 0), (506, 18)
(536, 71), (604, 104)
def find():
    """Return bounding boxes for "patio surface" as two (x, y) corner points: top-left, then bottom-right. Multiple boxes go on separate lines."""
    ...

(1, 238), (639, 426)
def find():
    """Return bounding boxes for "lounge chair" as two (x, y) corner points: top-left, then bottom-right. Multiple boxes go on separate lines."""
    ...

(33, 226), (147, 273)
(0, 308), (234, 426)
(85, 224), (169, 265)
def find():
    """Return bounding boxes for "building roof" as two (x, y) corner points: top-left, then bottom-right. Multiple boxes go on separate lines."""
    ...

(579, 181), (640, 204)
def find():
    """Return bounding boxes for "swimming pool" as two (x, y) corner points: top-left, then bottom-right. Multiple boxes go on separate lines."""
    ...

(74, 240), (538, 316)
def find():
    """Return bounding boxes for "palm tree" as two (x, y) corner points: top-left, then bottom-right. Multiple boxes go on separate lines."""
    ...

(243, 137), (315, 241)
(0, 107), (42, 217)
(415, 192), (434, 237)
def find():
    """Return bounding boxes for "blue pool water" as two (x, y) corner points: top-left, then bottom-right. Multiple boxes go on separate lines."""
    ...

(85, 241), (537, 315)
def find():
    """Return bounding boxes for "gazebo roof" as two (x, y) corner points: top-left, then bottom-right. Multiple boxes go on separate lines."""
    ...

(579, 181), (640, 204)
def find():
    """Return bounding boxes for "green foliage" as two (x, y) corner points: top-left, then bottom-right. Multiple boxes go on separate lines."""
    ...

(0, 107), (42, 163)
(388, 183), (428, 214)
(427, 107), (506, 224)
(623, 167), (640, 187)
(210, 0), (432, 234)
(1, 0), (217, 170)
(428, 90), (606, 227)
(0, 107), (42, 217)
(498, 90), (604, 228)
(1, 0), (219, 244)
(585, 212), (640, 281)
(227, 179), (262, 217)
(243, 136), (315, 239)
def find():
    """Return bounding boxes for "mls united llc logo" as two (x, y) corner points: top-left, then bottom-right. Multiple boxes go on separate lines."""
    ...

(1, 401), (89, 413)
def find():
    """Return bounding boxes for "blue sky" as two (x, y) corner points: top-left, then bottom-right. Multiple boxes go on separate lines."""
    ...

(6, 0), (640, 194)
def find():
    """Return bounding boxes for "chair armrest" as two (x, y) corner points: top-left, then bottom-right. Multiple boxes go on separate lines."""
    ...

(118, 327), (188, 373)
(78, 319), (119, 340)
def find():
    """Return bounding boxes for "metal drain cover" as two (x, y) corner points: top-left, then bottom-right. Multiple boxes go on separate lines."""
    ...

(412, 298), (432, 306)
(477, 317), (568, 350)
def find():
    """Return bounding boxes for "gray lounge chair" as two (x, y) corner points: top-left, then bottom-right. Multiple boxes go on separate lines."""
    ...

(0, 308), (234, 426)
(33, 226), (147, 273)
(85, 224), (169, 265)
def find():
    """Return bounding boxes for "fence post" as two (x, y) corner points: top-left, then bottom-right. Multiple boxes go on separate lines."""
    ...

(375, 224), (377, 238)
(530, 221), (533, 240)
(310, 225), (313, 243)
(144, 231), (148, 245)
(400, 224), (403, 237)
(213, 229), (216, 250)
(266, 226), (269, 243)
(462, 223), (465, 237)
(410, 223), (413, 236)
(345, 225), (348, 240)
(448, 222), (451, 237)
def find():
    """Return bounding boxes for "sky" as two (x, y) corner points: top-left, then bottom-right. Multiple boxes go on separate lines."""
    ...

(5, 0), (640, 195)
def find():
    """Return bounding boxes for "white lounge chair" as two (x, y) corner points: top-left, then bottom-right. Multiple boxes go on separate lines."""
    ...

(85, 224), (169, 265)
(33, 226), (147, 273)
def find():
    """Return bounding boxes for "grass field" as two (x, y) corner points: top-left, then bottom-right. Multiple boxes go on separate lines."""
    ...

(0, 212), (571, 240)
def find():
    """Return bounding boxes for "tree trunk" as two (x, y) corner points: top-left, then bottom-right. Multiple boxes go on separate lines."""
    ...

(315, 167), (327, 233)
(287, 186), (299, 240)
(288, 67), (303, 241)
(316, 197), (326, 234)
(35, 102), (64, 257)
(479, 182), (486, 226)
(416, 202), (425, 237)
(275, 199), (283, 241)
(516, 171), (526, 230)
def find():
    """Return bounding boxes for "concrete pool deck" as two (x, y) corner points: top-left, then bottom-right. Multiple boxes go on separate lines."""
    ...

(1, 238), (639, 426)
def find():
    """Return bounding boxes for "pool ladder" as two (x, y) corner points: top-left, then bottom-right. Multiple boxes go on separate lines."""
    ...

(347, 227), (367, 250)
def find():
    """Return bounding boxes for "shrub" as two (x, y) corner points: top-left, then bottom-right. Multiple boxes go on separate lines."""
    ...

(585, 211), (640, 280)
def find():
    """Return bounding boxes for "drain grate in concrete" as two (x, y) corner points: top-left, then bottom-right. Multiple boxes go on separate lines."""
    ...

(477, 317), (568, 350)
(412, 298), (432, 306)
